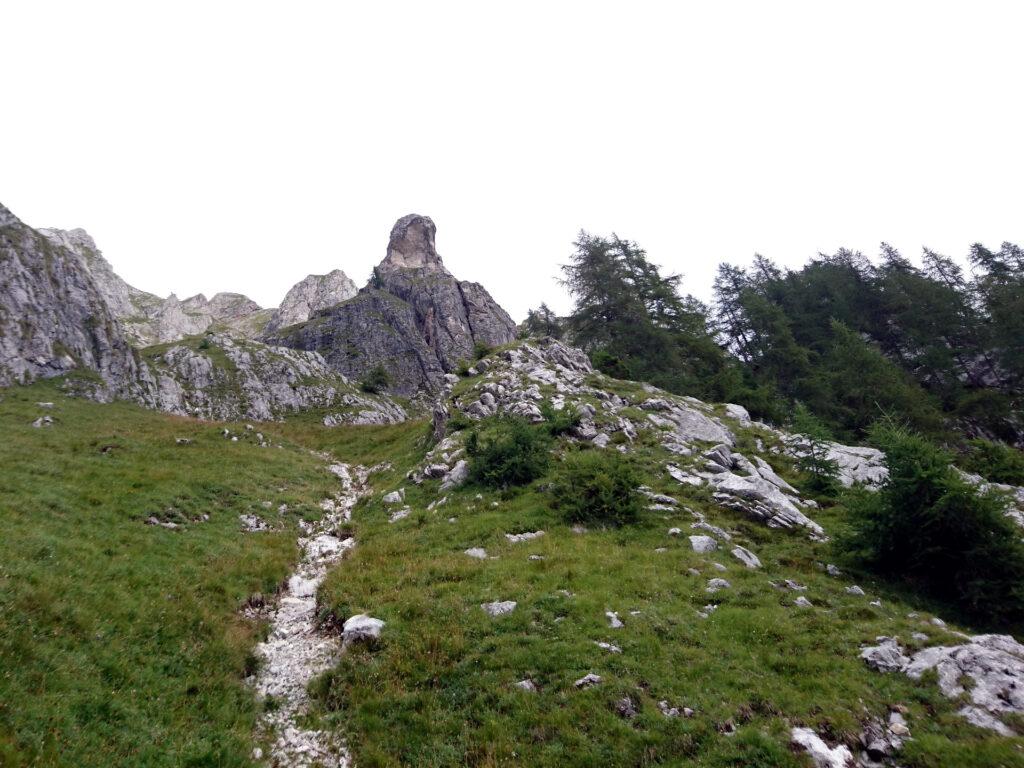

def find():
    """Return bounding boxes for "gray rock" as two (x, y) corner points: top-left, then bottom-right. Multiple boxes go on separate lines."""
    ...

(440, 460), (469, 491)
(790, 727), (855, 768)
(731, 545), (761, 569)
(342, 614), (385, 646)
(689, 535), (718, 553)
(269, 215), (516, 395)
(606, 611), (624, 629)
(793, 596), (813, 608)
(515, 679), (537, 692)
(0, 205), (147, 396)
(845, 585), (865, 596)
(595, 641), (622, 653)
(861, 637), (910, 673)
(382, 489), (405, 504)
(505, 530), (545, 544)
(574, 673), (602, 689)
(706, 578), (731, 593)
(267, 270), (358, 333)
(481, 600), (517, 617)
(615, 697), (638, 719)
(464, 547), (488, 559)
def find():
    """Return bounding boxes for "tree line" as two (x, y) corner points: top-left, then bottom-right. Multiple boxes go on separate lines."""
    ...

(524, 233), (1023, 450)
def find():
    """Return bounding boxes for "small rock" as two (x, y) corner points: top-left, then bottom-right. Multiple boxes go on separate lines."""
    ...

(791, 727), (855, 768)
(382, 489), (405, 504)
(860, 637), (909, 673)
(668, 527), (682, 536)
(793, 596), (813, 608)
(826, 564), (842, 576)
(342, 614), (385, 646)
(930, 617), (946, 627)
(731, 545), (761, 569)
(482, 600), (517, 617)
(595, 641), (622, 653)
(505, 530), (545, 544)
(388, 507), (411, 523)
(606, 611), (624, 628)
(911, 632), (929, 642)
(31, 416), (53, 428)
(515, 679), (537, 692)
(175, 437), (192, 445)
(35, 402), (54, 408)
(711, 562), (728, 572)
(615, 696), (638, 719)
(706, 578), (731, 593)
(689, 535), (718, 553)
(658, 700), (680, 717)
(869, 599), (883, 608)
(845, 585), (865, 596)
(464, 547), (487, 559)
(782, 580), (807, 591)
(574, 673), (602, 689)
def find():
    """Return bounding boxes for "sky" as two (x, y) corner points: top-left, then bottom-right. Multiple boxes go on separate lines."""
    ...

(2, 1), (1022, 321)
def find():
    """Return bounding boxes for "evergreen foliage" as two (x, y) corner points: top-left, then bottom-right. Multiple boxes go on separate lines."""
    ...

(359, 364), (390, 394)
(839, 424), (1024, 624)
(550, 450), (643, 526)
(465, 417), (551, 488)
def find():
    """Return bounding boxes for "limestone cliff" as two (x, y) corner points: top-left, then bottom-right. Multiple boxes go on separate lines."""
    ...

(0, 204), (145, 397)
(266, 270), (358, 333)
(38, 227), (271, 345)
(269, 215), (517, 394)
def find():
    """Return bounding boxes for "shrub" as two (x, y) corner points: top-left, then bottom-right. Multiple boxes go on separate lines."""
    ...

(540, 400), (581, 436)
(456, 359), (472, 377)
(839, 423), (1024, 624)
(590, 349), (631, 380)
(360, 365), (390, 394)
(473, 341), (493, 360)
(550, 450), (643, 527)
(466, 417), (551, 488)
(790, 403), (840, 495)
(959, 439), (1024, 486)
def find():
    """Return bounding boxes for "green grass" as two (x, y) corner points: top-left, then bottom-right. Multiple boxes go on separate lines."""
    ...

(279, 417), (1024, 767)
(0, 382), (337, 767)
(3, 375), (1024, 767)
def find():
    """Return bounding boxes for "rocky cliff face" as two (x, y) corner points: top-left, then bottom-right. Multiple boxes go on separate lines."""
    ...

(0, 204), (144, 397)
(38, 227), (271, 345)
(138, 332), (405, 423)
(266, 270), (358, 333)
(269, 215), (517, 394)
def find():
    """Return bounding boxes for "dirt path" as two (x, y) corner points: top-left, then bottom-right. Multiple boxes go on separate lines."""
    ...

(253, 462), (373, 767)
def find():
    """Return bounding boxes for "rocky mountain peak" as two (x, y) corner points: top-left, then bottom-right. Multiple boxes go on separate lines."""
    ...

(381, 214), (447, 272)
(266, 270), (358, 333)
(0, 202), (18, 229)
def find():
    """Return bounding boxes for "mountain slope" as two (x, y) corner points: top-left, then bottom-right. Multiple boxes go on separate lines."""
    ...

(0, 204), (144, 397)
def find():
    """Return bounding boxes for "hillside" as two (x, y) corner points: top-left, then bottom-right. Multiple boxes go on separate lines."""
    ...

(4, 339), (1024, 767)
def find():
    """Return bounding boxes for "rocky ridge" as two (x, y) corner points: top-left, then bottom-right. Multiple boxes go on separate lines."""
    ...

(0, 204), (146, 398)
(38, 227), (272, 345)
(266, 270), (358, 333)
(269, 215), (517, 395)
(140, 333), (405, 424)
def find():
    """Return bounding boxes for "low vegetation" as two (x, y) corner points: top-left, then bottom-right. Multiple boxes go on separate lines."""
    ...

(550, 450), (643, 527)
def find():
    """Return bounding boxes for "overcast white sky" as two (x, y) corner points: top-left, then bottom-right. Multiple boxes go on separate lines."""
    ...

(3, 2), (1022, 320)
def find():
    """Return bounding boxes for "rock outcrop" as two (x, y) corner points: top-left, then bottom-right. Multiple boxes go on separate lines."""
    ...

(0, 204), (145, 397)
(139, 333), (405, 423)
(38, 227), (271, 345)
(270, 215), (517, 394)
(266, 270), (358, 333)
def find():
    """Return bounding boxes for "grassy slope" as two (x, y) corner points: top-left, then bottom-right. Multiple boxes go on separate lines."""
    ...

(0, 382), (337, 767)
(269, 393), (1024, 767)
(3, 371), (1024, 767)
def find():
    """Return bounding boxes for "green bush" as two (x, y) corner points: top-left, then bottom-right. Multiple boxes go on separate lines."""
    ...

(473, 341), (493, 360)
(466, 417), (551, 488)
(790, 403), (840, 495)
(360, 365), (390, 394)
(550, 450), (643, 527)
(959, 439), (1024, 485)
(839, 423), (1024, 624)
(456, 359), (472, 377)
(540, 400), (581, 436)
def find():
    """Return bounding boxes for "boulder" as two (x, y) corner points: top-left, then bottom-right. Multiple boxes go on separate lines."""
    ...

(342, 614), (385, 646)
